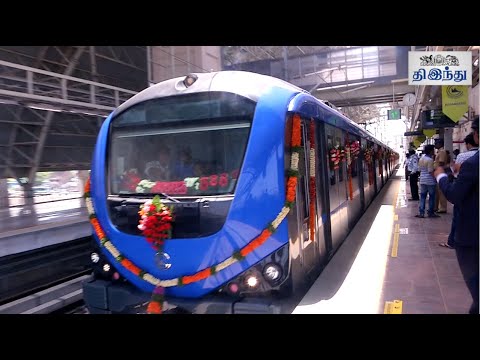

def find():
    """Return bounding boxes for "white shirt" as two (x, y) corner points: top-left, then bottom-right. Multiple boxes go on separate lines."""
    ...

(455, 148), (478, 165)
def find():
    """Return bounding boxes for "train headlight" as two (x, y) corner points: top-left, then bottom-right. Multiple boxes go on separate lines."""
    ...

(245, 275), (259, 288)
(263, 263), (282, 282)
(91, 252), (100, 263)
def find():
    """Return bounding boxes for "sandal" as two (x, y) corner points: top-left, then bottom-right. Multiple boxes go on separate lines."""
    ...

(439, 243), (454, 249)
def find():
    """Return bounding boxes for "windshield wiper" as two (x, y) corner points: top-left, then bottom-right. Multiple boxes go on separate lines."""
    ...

(113, 193), (180, 203)
(156, 192), (180, 203)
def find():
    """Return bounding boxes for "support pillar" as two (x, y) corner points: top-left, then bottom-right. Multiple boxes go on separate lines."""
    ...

(0, 179), (9, 208)
(22, 181), (34, 207)
(443, 127), (453, 153)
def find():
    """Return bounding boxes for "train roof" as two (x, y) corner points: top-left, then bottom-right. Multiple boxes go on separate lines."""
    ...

(113, 70), (397, 153)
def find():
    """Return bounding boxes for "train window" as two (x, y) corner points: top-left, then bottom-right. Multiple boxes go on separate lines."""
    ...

(108, 92), (256, 196)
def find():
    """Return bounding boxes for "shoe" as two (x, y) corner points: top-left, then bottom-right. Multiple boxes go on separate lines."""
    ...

(436, 210), (447, 214)
(415, 214), (424, 218)
(439, 243), (454, 249)
(428, 213), (441, 218)
(408, 198), (419, 201)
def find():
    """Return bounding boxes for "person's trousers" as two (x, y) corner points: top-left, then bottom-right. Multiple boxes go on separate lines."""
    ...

(455, 246), (479, 314)
(419, 184), (436, 216)
(447, 205), (459, 247)
(436, 185), (447, 212)
(409, 172), (419, 200)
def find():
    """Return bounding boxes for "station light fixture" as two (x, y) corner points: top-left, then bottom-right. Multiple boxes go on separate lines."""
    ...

(183, 74), (198, 87)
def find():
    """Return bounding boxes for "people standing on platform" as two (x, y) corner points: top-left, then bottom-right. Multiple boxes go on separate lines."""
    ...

(407, 149), (420, 201)
(439, 133), (478, 249)
(434, 116), (479, 314)
(452, 149), (460, 162)
(434, 139), (448, 213)
(416, 145), (439, 218)
(404, 152), (411, 181)
(452, 134), (478, 176)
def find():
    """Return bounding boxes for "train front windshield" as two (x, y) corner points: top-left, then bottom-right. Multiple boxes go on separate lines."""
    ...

(108, 92), (256, 197)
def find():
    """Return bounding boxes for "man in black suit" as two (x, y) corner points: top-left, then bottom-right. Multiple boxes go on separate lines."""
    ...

(434, 116), (479, 314)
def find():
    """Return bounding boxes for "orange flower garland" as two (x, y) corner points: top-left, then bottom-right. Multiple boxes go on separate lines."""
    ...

(83, 113), (306, 314)
(291, 114), (301, 147)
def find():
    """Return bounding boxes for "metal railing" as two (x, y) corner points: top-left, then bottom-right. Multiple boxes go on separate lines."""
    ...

(0, 60), (138, 116)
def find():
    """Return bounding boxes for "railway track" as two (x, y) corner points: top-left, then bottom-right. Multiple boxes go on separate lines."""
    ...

(0, 237), (93, 314)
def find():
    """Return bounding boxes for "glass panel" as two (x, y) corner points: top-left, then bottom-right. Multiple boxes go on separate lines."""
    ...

(346, 67), (363, 81)
(109, 92), (256, 196)
(363, 65), (379, 78)
(380, 63), (396, 77)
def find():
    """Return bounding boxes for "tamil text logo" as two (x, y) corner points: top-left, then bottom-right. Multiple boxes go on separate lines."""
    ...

(408, 51), (472, 86)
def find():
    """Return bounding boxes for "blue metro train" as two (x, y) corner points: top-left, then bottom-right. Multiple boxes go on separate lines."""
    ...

(82, 71), (399, 314)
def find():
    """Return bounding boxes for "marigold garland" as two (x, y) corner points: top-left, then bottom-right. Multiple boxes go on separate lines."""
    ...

(84, 113), (306, 314)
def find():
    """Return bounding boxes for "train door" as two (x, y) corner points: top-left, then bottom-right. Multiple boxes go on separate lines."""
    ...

(380, 146), (385, 187)
(294, 119), (320, 275)
(362, 139), (373, 207)
(373, 143), (379, 194)
(355, 137), (365, 213)
(325, 124), (343, 252)
(336, 128), (349, 243)
(346, 134), (362, 230)
(315, 120), (330, 265)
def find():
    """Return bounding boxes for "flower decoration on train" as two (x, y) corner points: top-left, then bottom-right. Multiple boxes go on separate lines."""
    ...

(376, 148), (384, 160)
(83, 113), (308, 315)
(329, 147), (341, 170)
(363, 147), (373, 163)
(345, 139), (357, 201)
(121, 169), (239, 195)
(349, 141), (360, 161)
(138, 195), (174, 251)
(339, 146), (346, 162)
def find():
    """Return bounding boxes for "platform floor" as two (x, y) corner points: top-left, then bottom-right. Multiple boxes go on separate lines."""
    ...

(0, 198), (87, 234)
(293, 171), (473, 314)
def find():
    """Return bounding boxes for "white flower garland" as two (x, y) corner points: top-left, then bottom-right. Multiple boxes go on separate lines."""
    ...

(309, 149), (315, 177)
(136, 180), (156, 193)
(291, 152), (299, 172)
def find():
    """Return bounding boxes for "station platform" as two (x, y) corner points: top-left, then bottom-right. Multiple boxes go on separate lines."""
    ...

(293, 170), (472, 314)
(0, 198), (90, 257)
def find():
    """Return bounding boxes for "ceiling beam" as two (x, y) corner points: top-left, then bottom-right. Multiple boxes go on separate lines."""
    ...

(312, 83), (414, 107)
